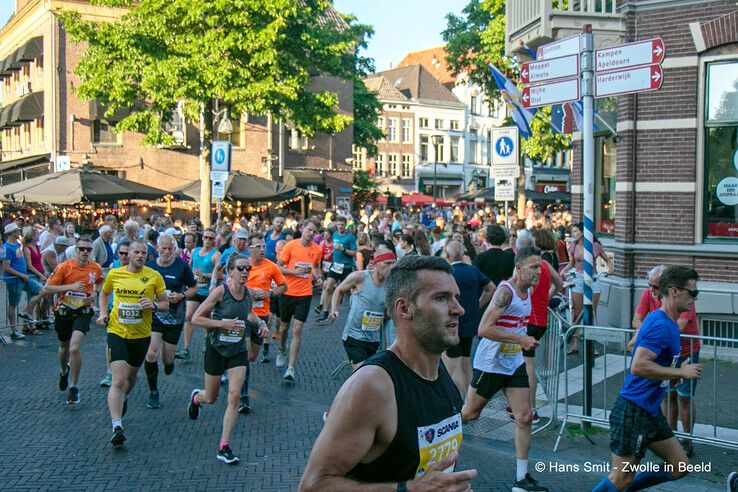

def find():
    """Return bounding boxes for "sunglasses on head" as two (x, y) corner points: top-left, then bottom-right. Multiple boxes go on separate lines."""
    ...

(649, 284), (659, 290)
(235, 265), (251, 272)
(77, 246), (92, 252)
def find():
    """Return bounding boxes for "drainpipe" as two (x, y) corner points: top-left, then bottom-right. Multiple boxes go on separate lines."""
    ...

(628, 93), (638, 325)
(50, 10), (57, 166)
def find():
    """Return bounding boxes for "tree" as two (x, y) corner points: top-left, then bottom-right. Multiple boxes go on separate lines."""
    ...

(443, 0), (569, 161)
(352, 169), (379, 214)
(60, 0), (357, 225)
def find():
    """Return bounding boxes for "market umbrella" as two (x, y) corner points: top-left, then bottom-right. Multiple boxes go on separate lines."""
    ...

(172, 171), (307, 203)
(402, 192), (435, 206)
(0, 168), (171, 205)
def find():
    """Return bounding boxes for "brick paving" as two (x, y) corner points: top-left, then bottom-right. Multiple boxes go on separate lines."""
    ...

(0, 294), (728, 491)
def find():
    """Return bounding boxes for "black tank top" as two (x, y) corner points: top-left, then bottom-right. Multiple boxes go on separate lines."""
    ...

(207, 284), (251, 357)
(348, 350), (463, 483)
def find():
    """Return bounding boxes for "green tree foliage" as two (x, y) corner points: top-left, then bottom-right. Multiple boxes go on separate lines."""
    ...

(443, 0), (569, 161)
(352, 169), (379, 213)
(60, 0), (357, 147)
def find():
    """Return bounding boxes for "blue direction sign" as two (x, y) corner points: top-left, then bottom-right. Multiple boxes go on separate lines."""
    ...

(211, 141), (232, 173)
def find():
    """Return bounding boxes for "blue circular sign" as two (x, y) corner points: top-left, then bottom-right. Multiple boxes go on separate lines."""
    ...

(495, 136), (515, 158)
(214, 148), (226, 165)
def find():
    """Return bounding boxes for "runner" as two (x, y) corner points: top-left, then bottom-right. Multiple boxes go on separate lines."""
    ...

(240, 233), (286, 413)
(317, 216), (356, 323)
(40, 236), (103, 404)
(264, 214), (291, 263)
(462, 246), (549, 492)
(315, 228), (334, 317)
(97, 240), (169, 447)
(325, 250), (396, 371)
(213, 228), (250, 285)
(99, 239), (130, 387)
(187, 253), (269, 464)
(299, 255), (477, 490)
(177, 228), (220, 362)
(276, 220), (323, 385)
(143, 233), (198, 409)
(592, 266), (702, 492)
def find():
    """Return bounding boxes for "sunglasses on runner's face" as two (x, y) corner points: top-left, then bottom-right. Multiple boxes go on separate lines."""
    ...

(118, 251), (128, 256)
(649, 284), (659, 290)
(77, 247), (92, 252)
(676, 287), (699, 299)
(235, 265), (251, 272)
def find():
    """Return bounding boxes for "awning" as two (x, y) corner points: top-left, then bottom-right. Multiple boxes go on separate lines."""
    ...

(283, 169), (325, 188)
(0, 153), (50, 173)
(0, 58), (13, 77)
(0, 104), (17, 128)
(13, 37), (43, 64)
(10, 91), (43, 124)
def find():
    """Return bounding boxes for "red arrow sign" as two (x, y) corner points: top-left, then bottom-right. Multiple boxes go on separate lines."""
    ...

(522, 78), (580, 108)
(521, 54), (579, 84)
(595, 38), (665, 72)
(595, 64), (664, 98)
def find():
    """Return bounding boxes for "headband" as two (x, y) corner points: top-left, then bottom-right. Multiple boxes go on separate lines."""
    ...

(372, 252), (396, 264)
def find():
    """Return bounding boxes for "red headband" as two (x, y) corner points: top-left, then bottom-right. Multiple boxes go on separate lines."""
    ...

(372, 252), (396, 264)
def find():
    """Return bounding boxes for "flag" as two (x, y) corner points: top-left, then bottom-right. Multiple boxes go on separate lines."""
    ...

(489, 63), (537, 139)
(569, 100), (600, 133)
(551, 104), (574, 134)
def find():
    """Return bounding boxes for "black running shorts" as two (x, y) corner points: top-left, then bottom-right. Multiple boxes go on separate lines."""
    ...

(470, 363), (529, 400)
(108, 332), (150, 368)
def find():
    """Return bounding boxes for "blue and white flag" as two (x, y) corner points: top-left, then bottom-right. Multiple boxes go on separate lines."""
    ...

(489, 63), (537, 139)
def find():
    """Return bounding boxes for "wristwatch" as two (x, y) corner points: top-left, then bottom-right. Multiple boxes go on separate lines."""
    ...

(396, 481), (408, 492)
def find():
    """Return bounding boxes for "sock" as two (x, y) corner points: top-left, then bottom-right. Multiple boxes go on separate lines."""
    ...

(241, 362), (250, 397)
(164, 363), (175, 375)
(219, 441), (228, 450)
(626, 464), (672, 491)
(263, 343), (270, 355)
(592, 477), (619, 492)
(112, 418), (122, 430)
(516, 459), (528, 481)
(105, 369), (112, 376)
(144, 361), (158, 391)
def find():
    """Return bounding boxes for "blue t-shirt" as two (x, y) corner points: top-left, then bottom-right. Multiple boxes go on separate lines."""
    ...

(3, 242), (26, 284)
(265, 231), (286, 262)
(146, 257), (197, 325)
(332, 231), (356, 266)
(147, 243), (159, 261)
(619, 309), (681, 416)
(218, 246), (250, 267)
(452, 263), (491, 338)
(391, 220), (402, 232)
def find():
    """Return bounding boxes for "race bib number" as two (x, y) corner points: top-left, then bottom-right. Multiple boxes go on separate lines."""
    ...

(196, 276), (208, 289)
(253, 299), (264, 308)
(661, 355), (680, 387)
(63, 291), (87, 309)
(295, 262), (312, 278)
(329, 262), (344, 275)
(118, 302), (143, 325)
(219, 323), (245, 343)
(500, 342), (522, 354)
(415, 414), (462, 478)
(360, 310), (384, 331)
(322, 261), (332, 273)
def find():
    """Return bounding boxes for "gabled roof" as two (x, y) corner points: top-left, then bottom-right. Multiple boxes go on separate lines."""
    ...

(363, 75), (408, 102)
(397, 46), (456, 89)
(371, 65), (461, 105)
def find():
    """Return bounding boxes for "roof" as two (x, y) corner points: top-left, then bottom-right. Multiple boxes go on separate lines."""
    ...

(369, 65), (461, 105)
(363, 76), (408, 102)
(397, 46), (456, 89)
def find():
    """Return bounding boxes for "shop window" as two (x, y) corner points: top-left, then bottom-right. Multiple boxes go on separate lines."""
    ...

(595, 136), (616, 235)
(704, 61), (738, 240)
(92, 120), (119, 145)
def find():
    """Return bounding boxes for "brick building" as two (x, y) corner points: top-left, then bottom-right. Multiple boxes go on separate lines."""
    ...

(0, 0), (353, 215)
(506, 0), (738, 342)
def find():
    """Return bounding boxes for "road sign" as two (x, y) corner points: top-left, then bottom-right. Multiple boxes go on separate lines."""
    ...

(595, 37), (665, 73)
(522, 78), (580, 108)
(595, 64), (663, 98)
(55, 156), (70, 173)
(211, 171), (228, 200)
(537, 34), (581, 60)
(211, 141), (232, 173)
(521, 54), (579, 84)
(494, 179), (515, 201)
(491, 127), (519, 166)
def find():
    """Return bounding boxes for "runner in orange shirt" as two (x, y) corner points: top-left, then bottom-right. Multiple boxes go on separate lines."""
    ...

(238, 233), (287, 412)
(277, 220), (323, 385)
(41, 236), (103, 405)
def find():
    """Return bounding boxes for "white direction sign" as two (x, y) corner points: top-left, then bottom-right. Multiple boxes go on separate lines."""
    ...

(210, 171), (228, 200)
(595, 37), (665, 73)
(537, 34), (581, 60)
(521, 54), (579, 84)
(494, 179), (515, 201)
(522, 78), (580, 108)
(595, 64), (663, 98)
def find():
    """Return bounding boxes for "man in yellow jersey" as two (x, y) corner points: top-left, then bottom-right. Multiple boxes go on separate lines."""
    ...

(97, 240), (169, 447)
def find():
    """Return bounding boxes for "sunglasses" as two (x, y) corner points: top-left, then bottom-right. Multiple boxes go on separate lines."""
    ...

(676, 287), (699, 299)
(235, 265), (251, 272)
(250, 244), (265, 249)
(77, 247), (92, 252)
(118, 251), (129, 256)
(203, 236), (216, 240)
(649, 284), (659, 290)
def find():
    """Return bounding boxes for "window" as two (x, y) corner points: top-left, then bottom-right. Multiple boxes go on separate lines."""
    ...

(419, 117), (429, 128)
(433, 137), (444, 162)
(450, 120), (459, 131)
(401, 118), (412, 143)
(21, 122), (30, 149)
(92, 120), (119, 144)
(35, 117), (43, 144)
(420, 135), (429, 162)
(704, 60), (738, 240)
(450, 137), (460, 163)
(375, 154), (385, 176)
(164, 101), (187, 146)
(402, 154), (412, 178)
(289, 128), (310, 150)
(470, 95), (478, 115)
(388, 154), (398, 176)
(487, 99), (499, 118)
(435, 119), (444, 130)
(387, 117), (398, 142)
(469, 129), (478, 164)
(377, 117), (385, 141)
(353, 145), (366, 170)
(596, 136), (617, 234)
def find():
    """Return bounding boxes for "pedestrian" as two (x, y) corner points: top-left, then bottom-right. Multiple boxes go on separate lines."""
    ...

(473, 224), (515, 289)
(592, 266), (702, 492)
(3, 222), (44, 338)
(91, 225), (115, 268)
(115, 220), (139, 257)
(22, 226), (49, 325)
(299, 255), (477, 490)
(188, 253), (269, 465)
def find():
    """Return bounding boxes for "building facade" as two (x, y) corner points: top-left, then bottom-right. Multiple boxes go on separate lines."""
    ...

(0, 0), (353, 213)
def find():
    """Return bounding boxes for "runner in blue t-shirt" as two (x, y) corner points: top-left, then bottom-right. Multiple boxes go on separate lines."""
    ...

(593, 266), (702, 492)
(265, 215), (291, 262)
(316, 216), (356, 323)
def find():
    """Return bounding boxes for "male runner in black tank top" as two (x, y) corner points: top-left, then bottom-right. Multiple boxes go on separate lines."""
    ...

(299, 255), (478, 491)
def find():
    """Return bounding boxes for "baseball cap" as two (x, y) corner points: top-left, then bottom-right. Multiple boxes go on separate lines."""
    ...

(54, 236), (71, 246)
(235, 229), (249, 239)
(3, 222), (19, 234)
(164, 227), (181, 236)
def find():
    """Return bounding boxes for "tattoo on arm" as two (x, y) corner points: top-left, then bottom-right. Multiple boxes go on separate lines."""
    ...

(493, 286), (512, 309)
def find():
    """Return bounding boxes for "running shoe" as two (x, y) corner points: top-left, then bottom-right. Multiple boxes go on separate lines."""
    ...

(188, 389), (200, 420)
(10, 330), (25, 340)
(276, 349), (288, 368)
(238, 396), (251, 414)
(67, 386), (80, 404)
(679, 438), (694, 457)
(175, 348), (191, 362)
(217, 445), (239, 465)
(261, 351), (270, 364)
(59, 364), (70, 391)
(110, 426), (126, 447)
(99, 372), (112, 387)
(512, 473), (549, 492)
(315, 311), (328, 322)
(147, 390), (161, 409)
(531, 410), (541, 425)
(727, 471), (737, 492)
(283, 367), (295, 384)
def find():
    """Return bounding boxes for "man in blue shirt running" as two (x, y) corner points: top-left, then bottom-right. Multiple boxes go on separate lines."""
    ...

(593, 265), (702, 492)
(316, 216), (356, 323)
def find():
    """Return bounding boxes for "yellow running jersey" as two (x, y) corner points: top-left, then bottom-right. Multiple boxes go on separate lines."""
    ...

(103, 266), (166, 339)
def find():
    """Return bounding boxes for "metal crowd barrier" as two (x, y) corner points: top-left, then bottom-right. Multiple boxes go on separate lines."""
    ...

(553, 324), (738, 452)
(531, 307), (566, 435)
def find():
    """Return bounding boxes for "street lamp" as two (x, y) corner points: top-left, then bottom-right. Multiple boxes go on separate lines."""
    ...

(430, 135), (443, 206)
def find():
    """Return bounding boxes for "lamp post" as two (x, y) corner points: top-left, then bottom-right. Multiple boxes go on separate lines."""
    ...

(430, 135), (443, 206)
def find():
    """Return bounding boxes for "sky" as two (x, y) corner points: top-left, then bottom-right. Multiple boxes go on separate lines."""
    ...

(0, 1), (469, 73)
